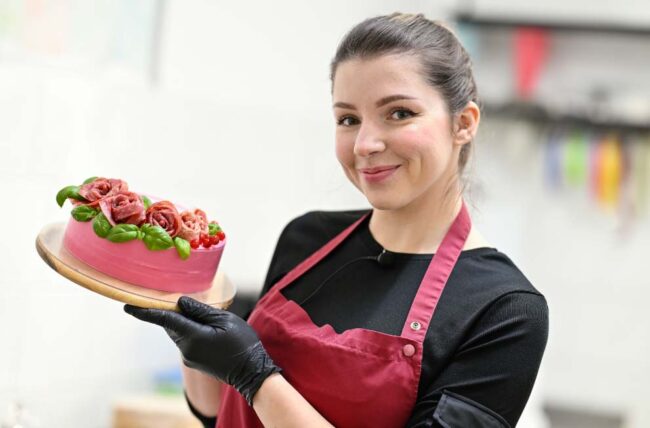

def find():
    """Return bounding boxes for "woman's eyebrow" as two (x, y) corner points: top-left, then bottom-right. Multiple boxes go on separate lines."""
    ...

(333, 94), (417, 110)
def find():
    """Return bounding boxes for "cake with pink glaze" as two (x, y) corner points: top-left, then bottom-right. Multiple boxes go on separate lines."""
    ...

(56, 177), (226, 293)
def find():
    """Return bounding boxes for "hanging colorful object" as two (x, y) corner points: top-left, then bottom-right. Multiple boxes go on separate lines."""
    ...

(514, 27), (550, 99)
(543, 127), (650, 219)
(594, 134), (623, 209)
(563, 130), (589, 187)
(544, 129), (563, 190)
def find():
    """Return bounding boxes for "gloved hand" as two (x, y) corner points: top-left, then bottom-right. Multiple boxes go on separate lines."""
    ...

(124, 296), (281, 406)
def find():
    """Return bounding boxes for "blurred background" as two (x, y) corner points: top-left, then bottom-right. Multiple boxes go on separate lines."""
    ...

(0, 0), (649, 427)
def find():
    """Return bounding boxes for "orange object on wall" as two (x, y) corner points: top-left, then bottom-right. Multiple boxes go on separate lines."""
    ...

(592, 135), (624, 209)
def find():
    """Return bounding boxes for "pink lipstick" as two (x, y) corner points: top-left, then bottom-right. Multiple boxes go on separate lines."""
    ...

(359, 165), (400, 183)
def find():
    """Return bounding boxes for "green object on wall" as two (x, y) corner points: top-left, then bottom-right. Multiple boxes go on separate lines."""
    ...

(564, 131), (588, 186)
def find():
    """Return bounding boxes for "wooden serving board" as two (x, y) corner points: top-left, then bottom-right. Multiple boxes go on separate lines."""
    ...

(35, 222), (236, 311)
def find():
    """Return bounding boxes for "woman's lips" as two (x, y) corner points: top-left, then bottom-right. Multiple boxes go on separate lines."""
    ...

(358, 165), (400, 183)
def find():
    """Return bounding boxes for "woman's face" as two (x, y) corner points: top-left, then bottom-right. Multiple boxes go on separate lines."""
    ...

(332, 54), (470, 211)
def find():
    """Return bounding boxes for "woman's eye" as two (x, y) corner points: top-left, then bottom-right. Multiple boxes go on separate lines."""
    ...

(337, 116), (359, 126)
(390, 108), (416, 120)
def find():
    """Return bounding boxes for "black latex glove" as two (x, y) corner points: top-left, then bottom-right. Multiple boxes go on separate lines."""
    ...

(124, 296), (281, 406)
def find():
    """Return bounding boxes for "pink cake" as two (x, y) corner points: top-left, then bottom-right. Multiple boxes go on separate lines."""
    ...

(57, 177), (226, 293)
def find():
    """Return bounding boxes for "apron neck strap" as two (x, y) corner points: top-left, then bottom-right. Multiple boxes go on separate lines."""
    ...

(270, 212), (370, 293)
(267, 201), (471, 344)
(400, 201), (471, 341)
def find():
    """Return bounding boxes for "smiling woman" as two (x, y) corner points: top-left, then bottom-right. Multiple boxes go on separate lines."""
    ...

(332, 54), (480, 223)
(126, 12), (548, 428)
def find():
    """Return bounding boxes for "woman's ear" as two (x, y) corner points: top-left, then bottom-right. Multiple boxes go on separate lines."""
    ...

(453, 101), (480, 146)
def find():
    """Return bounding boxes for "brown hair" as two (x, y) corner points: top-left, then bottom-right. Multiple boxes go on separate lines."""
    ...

(329, 13), (479, 174)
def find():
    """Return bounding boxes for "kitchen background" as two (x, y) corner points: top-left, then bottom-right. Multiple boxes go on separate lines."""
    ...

(0, 0), (649, 427)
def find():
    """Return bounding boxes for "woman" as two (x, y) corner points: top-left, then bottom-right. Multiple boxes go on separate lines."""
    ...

(125, 13), (549, 427)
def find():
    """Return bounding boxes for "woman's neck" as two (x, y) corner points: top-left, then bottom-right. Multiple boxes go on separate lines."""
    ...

(368, 186), (464, 254)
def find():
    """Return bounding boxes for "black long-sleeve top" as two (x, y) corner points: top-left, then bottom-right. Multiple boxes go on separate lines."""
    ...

(187, 210), (549, 427)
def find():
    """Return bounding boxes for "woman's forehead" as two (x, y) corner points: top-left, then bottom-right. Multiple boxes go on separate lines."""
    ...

(332, 55), (434, 105)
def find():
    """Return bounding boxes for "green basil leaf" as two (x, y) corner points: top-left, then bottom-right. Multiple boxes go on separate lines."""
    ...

(92, 213), (112, 238)
(106, 224), (139, 243)
(141, 195), (152, 210)
(173, 237), (191, 260)
(56, 185), (88, 207)
(71, 205), (98, 222)
(142, 225), (174, 251)
(69, 191), (86, 202)
(83, 176), (98, 184)
(56, 185), (79, 207)
(140, 223), (155, 239)
(208, 223), (218, 236)
(137, 229), (145, 240)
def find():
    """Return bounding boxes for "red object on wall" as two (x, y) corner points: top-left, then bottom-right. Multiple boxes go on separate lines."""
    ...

(514, 27), (549, 99)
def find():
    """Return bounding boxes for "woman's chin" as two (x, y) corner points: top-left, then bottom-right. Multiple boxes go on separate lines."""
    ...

(363, 191), (406, 211)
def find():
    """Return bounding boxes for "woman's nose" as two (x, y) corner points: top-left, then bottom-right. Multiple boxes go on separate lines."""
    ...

(353, 122), (386, 157)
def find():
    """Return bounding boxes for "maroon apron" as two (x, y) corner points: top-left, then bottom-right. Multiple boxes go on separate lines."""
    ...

(216, 202), (471, 427)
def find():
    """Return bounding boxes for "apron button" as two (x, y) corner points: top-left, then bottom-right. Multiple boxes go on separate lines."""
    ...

(402, 344), (416, 357)
(410, 321), (421, 331)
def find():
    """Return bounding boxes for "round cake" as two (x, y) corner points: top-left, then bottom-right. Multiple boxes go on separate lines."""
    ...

(57, 177), (226, 293)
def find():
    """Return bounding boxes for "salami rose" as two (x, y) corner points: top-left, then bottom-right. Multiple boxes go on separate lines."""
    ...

(193, 208), (209, 235)
(177, 210), (203, 242)
(77, 178), (128, 207)
(145, 201), (182, 238)
(99, 191), (146, 226)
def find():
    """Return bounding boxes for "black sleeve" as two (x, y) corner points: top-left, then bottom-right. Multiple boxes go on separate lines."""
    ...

(184, 390), (217, 428)
(406, 291), (549, 428)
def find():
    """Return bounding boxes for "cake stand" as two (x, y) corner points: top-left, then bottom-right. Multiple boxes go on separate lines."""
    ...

(35, 222), (236, 311)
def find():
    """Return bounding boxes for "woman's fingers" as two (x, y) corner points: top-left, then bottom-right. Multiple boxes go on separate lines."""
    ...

(177, 296), (229, 325)
(124, 304), (200, 336)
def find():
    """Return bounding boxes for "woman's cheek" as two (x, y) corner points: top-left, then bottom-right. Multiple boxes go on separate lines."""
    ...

(388, 124), (425, 152)
(335, 137), (363, 191)
(334, 137), (354, 169)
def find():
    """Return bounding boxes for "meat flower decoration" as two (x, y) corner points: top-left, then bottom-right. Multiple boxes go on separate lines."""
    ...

(145, 201), (182, 238)
(55, 177), (226, 260)
(99, 191), (146, 226)
(178, 210), (203, 243)
(78, 178), (128, 207)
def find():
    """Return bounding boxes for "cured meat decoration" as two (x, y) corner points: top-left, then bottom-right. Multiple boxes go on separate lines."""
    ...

(193, 208), (210, 235)
(178, 210), (204, 242)
(77, 178), (128, 207)
(145, 201), (183, 238)
(99, 191), (146, 226)
(56, 176), (226, 259)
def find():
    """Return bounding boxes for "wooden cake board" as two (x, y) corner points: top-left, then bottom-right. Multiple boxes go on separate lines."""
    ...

(35, 223), (236, 311)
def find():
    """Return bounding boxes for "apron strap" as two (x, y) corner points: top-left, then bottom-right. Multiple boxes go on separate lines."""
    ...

(270, 213), (370, 294)
(401, 201), (471, 341)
